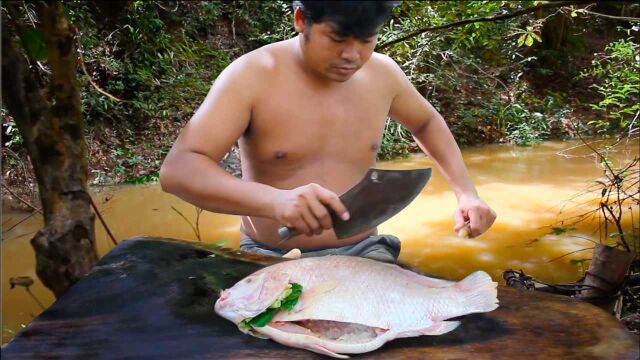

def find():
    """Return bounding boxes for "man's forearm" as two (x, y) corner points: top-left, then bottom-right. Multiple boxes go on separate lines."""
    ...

(412, 113), (478, 200)
(160, 151), (278, 218)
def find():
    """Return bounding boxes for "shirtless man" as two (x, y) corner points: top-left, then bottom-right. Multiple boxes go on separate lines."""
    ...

(160, 1), (496, 263)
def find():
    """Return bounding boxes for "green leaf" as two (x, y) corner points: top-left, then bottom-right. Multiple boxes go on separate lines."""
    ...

(243, 282), (303, 328)
(517, 34), (526, 47)
(569, 259), (588, 265)
(279, 283), (302, 311)
(247, 308), (279, 327)
(525, 34), (534, 47)
(22, 28), (47, 61)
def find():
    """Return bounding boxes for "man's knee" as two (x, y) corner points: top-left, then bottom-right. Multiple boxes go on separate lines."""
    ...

(360, 244), (398, 263)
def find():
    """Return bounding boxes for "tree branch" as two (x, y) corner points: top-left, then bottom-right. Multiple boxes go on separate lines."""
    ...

(2, 183), (42, 214)
(578, 9), (640, 22)
(377, 1), (591, 51)
(77, 44), (127, 102)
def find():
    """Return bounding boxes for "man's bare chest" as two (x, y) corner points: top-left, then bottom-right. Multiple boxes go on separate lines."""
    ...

(243, 81), (391, 164)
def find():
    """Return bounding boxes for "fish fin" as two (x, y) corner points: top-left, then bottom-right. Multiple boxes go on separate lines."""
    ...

(396, 321), (461, 338)
(295, 281), (339, 312)
(309, 344), (349, 359)
(397, 267), (455, 288)
(456, 271), (499, 313)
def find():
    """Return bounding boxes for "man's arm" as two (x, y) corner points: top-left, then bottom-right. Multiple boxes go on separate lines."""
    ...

(383, 56), (496, 237)
(160, 55), (348, 236)
(160, 56), (277, 217)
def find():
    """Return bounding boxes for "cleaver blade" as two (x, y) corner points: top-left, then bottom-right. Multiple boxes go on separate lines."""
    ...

(277, 168), (432, 240)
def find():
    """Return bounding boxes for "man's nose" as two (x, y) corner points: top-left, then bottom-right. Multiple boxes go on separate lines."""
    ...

(339, 42), (360, 63)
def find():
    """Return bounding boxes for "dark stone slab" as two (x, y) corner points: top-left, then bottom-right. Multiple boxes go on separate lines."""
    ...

(2, 237), (638, 359)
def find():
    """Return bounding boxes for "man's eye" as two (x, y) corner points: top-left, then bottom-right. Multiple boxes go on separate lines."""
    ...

(330, 36), (346, 43)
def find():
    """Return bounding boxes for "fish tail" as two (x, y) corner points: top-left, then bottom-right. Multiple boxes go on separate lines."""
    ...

(456, 271), (499, 313)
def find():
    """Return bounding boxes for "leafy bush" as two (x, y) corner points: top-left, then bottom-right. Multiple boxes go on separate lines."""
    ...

(67, 1), (234, 128)
(579, 29), (640, 133)
(379, 118), (415, 160)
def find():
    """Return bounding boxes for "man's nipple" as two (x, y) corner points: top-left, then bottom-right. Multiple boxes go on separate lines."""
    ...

(370, 143), (379, 152)
(274, 150), (287, 159)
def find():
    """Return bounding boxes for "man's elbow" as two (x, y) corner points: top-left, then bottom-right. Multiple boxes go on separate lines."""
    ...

(159, 159), (177, 194)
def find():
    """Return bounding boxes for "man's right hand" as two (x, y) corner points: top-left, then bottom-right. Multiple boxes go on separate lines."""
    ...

(272, 183), (350, 237)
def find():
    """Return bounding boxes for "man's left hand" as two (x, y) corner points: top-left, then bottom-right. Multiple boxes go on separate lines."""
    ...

(453, 195), (496, 238)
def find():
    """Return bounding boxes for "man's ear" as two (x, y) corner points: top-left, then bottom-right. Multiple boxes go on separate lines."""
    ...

(293, 7), (305, 34)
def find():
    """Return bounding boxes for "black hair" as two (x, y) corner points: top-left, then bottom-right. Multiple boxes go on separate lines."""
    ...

(293, 1), (397, 40)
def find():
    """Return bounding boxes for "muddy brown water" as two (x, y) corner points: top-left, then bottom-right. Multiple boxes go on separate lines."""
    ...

(2, 139), (638, 344)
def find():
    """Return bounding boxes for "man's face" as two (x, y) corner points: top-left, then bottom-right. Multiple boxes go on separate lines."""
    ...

(295, 12), (378, 82)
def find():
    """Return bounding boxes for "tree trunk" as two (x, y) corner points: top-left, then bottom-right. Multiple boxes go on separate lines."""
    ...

(1, 1), (98, 298)
(579, 244), (635, 314)
(540, 11), (569, 51)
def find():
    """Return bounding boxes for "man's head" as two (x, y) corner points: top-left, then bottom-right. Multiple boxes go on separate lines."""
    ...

(293, 1), (396, 82)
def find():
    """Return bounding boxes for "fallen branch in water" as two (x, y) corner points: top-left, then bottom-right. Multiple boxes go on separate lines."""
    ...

(88, 195), (118, 246)
(2, 183), (42, 214)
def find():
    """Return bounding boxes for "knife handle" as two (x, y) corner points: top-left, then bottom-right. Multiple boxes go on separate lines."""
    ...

(277, 226), (299, 240)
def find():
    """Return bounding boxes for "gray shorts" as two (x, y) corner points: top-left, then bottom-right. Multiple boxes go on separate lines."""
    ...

(239, 234), (401, 263)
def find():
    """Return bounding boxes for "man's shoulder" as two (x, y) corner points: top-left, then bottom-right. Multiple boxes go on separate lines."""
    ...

(224, 41), (287, 80)
(368, 52), (403, 75)
(365, 52), (406, 89)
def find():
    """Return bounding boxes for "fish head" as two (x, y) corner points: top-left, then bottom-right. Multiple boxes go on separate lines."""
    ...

(214, 270), (291, 324)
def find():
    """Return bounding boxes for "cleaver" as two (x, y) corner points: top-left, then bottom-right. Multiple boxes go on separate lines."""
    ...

(277, 167), (432, 240)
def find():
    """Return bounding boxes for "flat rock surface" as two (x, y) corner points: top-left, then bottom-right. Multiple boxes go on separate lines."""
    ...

(2, 237), (638, 359)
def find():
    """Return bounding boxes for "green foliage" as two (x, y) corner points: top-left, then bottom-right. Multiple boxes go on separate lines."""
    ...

(378, 118), (414, 160)
(4, 0), (636, 188)
(21, 28), (47, 61)
(3, 118), (23, 148)
(515, 27), (542, 48)
(579, 29), (640, 133)
(66, 1), (234, 126)
(504, 104), (549, 146)
(238, 0), (295, 45)
(125, 171), (159, 184)
(377, 1), (575, 147)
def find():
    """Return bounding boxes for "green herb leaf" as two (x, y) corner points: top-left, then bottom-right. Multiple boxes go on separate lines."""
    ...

(280, 283), (302, 311)
(243, 282), (303, 328)
(248, 307), (279, 327)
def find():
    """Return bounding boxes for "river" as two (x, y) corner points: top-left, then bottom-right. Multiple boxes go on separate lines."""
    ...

(2, 139), (638, 344)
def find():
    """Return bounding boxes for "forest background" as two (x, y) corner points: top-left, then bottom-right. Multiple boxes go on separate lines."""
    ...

(2, 0), (638, 204)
